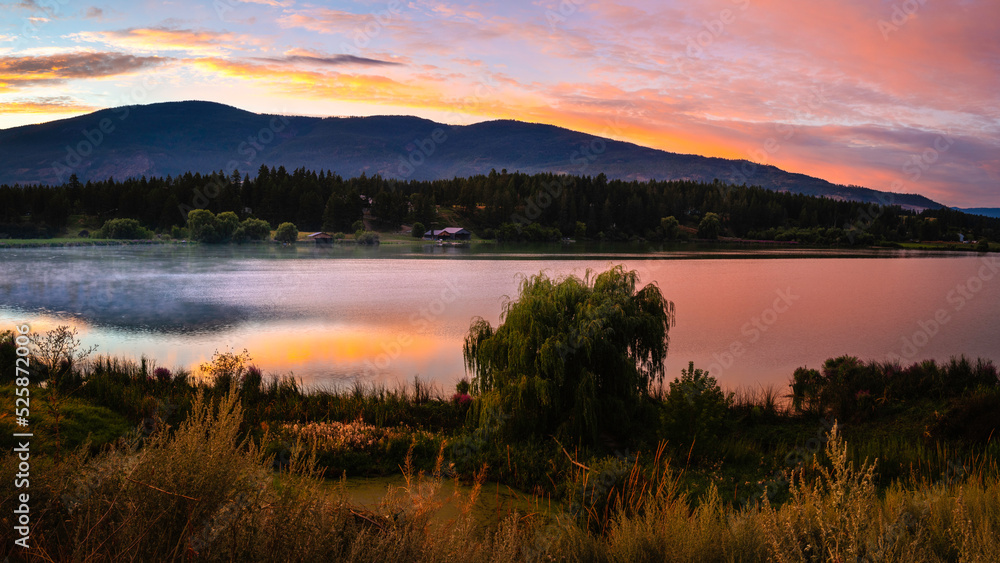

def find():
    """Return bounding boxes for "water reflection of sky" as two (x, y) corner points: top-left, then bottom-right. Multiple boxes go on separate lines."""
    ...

(1, 245), (998, 392)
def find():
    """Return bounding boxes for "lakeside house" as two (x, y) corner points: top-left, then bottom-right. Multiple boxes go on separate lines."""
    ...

(307, 232), (333, 244)
(424, 227), (472, 241)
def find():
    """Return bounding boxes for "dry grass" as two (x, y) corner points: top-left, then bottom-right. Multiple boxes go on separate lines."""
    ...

(3, 397), (998, 562)
(544, 424), (1000, 563)
(0, 388), (532, 562)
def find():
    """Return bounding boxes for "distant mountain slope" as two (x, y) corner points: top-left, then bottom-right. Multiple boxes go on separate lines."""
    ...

(0, 101), (946, 210)
(955, 208), (1000, 219)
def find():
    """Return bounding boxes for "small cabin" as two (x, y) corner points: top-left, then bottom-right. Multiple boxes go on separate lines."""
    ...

(424, 227), (471, 241)
(308, 232), (334, 244)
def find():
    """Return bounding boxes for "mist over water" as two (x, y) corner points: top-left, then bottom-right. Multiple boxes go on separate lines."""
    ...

(2, 245), (998, 392)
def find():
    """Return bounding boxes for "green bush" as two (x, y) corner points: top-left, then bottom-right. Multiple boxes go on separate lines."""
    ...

(660, 216), (680, 240)
(96, 218), (152, 240)
(274, 222), (298, 243)
(977, 238), (991, 252)
(232, 218), (271, 243)
(355, 230), (380, 245)
(661, 362), (732, 446)
(494, 222), (561, 242)
(216, 211), (240, 241)
(791, 366), (823, 414)
(240, 218), (271, 241)
(790, 355), (998, 419)
(231, 226), (249, 243)
(697, 212), (722, 239)
(182, 211), (270, 243)
(187, 209), (221, 243)
(411, 222), (425, 238)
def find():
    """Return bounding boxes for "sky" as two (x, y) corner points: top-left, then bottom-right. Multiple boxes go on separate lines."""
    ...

(1, 0), (998, 207)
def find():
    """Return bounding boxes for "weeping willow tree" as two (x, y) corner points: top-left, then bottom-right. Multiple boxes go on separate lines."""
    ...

(463, 265), (675, 443)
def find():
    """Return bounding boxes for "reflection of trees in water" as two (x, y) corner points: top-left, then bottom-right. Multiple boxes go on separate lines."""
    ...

(0, 277), (256, 333)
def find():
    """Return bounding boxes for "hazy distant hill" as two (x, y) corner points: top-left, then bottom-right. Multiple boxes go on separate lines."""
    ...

(0, 100), (946, 210)
(955, 208), (1000, 219)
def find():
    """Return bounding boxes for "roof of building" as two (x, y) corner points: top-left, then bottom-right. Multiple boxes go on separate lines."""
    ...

(429, 227), (469, 235)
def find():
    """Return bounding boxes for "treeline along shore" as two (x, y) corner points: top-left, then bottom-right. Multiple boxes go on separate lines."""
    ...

(1, 167), (997, 249)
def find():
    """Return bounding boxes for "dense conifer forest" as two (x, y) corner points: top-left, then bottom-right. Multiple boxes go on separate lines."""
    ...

(1, 166), (997, 245)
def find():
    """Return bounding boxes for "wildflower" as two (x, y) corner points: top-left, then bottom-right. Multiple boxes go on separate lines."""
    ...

(153, 367), (172, 383)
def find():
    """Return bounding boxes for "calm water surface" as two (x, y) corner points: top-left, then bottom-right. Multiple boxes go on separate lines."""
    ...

(1, 244), (998, 392)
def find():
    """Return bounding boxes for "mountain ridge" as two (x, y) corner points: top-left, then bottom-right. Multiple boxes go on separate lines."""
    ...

(0, 100), (974, 212)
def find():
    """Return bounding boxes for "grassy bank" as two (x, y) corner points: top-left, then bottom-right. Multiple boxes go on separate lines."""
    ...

(1, 379), (998, 562)
(1, 344), (998, 560)
(0, 238), (181, 248)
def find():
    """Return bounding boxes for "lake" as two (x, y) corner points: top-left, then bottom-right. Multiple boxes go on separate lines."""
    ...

(1, 243), (998, 394)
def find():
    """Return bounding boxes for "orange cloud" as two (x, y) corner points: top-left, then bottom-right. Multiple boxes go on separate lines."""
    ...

(0, 52), (166, 91)
(0, 96), (98, 113)
(71, 27), (265, 55)
(235, 0), (292, 6)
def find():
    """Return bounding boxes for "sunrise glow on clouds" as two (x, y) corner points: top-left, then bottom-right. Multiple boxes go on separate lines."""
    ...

(1, 0), (997, 206)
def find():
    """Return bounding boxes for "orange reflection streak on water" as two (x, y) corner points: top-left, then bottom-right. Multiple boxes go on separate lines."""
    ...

(182, 327), (461, 386)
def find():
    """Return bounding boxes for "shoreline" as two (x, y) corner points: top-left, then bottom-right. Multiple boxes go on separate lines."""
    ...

(0, 236), (993, 256)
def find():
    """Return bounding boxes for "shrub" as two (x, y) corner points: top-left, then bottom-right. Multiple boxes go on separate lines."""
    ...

(977, 238), (990, 252)
(274, 222), (298, 243)
(492, 222), (561, 242)
(760, 423), (883, 563)
(153, 367), (172, 383)
(819, 355), (872, 419)
(943, 356), (998, 392)
(96, 218), (152, 239)
(791, 366), (823, 415)
(29, 325), (98, 386)
(660, 216), (680, 240)
(199, 348), (253, 392)
(934, 386), (1000, 442)
(697, 212), (722, 239)
(355, 230), (380, 245)
(240, 218), (271, 241)
(216, 211), (240, 241)
(412, 221), (425, 238)
(243, 364), (263, 399)
(0, 330), (15, 384)
(187, 209), (221, 242)
(231, 225), (249, 243)
(662, 361), (732, 446)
